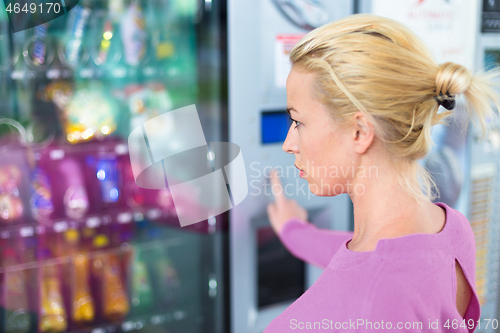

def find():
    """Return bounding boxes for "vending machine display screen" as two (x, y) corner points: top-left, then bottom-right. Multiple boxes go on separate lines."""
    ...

(261, 111), (292, 144)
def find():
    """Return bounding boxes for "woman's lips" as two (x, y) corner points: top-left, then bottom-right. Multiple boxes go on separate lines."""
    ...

(295, 164), (306, 178)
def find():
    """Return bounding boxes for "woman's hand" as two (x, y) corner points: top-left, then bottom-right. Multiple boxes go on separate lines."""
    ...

(266, 168), (308, 235)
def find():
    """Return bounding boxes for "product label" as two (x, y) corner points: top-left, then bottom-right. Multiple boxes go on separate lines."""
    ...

(275, 34), (306, 88)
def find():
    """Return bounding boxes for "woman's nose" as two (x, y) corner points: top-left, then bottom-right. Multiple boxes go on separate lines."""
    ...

(282, 125), (299, 154)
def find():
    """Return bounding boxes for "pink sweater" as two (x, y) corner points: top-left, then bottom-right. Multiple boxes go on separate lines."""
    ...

(264, 202), (481, 332)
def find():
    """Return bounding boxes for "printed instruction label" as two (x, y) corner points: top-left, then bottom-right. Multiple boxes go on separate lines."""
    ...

(275, 34), (306, 88)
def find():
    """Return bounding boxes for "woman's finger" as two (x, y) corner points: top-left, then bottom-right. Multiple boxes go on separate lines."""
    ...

(266, 202), (274, 215)
(269, 168), (287, 206)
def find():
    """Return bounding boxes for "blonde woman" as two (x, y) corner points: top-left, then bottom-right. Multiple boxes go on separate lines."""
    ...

(265, 14), (500, 333)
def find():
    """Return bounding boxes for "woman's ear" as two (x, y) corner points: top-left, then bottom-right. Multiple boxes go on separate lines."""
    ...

(352, 111), (375, 155)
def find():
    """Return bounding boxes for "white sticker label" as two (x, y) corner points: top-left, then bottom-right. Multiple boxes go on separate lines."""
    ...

(86, 217), (102, 229)
(53, 221), (68, 233)
(117, 212), (132, 224)
(46, 69), (61, 79)
(121, 321), (134, 332)
(275, 34), (305, 88)
(115, 143), (129, 155)
(20, 226), (34, 237)
(147, 208), (162, 220)
(49, 149), (65, 160)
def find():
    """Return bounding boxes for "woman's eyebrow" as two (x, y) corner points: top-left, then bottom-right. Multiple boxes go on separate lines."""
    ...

(286, 107), (299, 115)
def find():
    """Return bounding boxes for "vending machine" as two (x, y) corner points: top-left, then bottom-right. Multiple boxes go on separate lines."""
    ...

(0, 0), (228, 333)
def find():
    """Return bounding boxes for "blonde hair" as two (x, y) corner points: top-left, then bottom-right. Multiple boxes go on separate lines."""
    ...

(290, 13), (500, 204)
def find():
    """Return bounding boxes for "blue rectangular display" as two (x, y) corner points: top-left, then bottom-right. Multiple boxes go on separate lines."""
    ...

(261, 111), (292, 144)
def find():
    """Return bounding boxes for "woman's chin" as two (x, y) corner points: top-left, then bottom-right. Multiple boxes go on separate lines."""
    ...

(306, 181), (344, 197)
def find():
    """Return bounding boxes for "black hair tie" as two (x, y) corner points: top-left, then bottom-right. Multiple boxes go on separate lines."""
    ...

(434, 92), (456, 110)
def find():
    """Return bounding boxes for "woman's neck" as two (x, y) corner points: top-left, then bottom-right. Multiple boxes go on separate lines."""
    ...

(347, 163), (444, 252)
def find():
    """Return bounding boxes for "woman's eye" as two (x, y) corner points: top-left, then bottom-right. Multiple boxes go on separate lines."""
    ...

(289, 117), (300, 129)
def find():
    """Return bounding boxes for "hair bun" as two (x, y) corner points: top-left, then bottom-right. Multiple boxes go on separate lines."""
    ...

(435, 62), (471, 97)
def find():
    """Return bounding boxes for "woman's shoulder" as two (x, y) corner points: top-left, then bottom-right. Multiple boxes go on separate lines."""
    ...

(330, 202), (476, 272)
(376, 202), (475, 258)
(363, 203), (477, 298)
